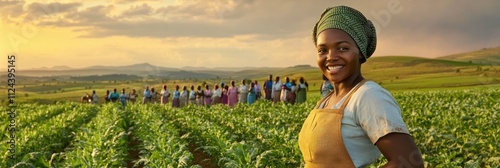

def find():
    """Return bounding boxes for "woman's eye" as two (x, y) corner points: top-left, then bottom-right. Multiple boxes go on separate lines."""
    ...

(338, 47), (349, 51)
(318, 48), (327, 54)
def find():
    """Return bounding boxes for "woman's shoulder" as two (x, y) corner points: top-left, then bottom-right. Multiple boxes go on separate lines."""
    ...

(357, 80), (388, 93)
(350, 80), (396, 105)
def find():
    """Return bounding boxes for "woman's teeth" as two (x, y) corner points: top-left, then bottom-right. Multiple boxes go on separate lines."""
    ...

(327, 66), (343, 71)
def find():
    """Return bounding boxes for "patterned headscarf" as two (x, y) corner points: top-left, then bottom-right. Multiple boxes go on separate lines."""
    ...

(312, 6), (377, 62)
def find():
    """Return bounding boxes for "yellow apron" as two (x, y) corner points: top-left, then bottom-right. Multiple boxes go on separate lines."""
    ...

(299, 80), (367, 168)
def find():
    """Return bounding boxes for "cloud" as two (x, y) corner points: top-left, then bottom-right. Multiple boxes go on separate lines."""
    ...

(25, 0), (333, 39)
(363, 0), (500, 56)
(112, 0), (160, 4)
(64, 5), (116, 24)
(25, 2), (81, 18)
(121, 3), (153, 17)
(0, 1), (25, 18)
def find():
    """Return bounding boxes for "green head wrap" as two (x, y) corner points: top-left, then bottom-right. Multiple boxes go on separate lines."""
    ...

(312, 6), (377, 62)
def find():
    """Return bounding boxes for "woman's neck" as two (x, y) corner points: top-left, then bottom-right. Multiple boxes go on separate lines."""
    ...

(332, 75), (364, 97)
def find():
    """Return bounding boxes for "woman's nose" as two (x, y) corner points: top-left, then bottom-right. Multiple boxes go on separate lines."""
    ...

(326, 50), (339, 61)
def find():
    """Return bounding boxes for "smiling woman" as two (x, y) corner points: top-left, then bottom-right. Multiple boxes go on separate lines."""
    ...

(298, 6), (424, 168)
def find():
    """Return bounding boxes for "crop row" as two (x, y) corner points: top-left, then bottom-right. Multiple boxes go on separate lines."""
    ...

(0, 103), (98, 167)
(158, 101), (311, 167)
(54, 103), (131, 167)
(130, 104), (196, 167)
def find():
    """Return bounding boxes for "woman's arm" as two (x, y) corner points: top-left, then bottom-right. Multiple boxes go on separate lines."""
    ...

(376, 133), (424, 168)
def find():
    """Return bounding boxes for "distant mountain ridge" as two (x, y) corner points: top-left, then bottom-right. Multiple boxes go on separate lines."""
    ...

(12, 62), (309, 80)
(27, 63), (265, 72)
(30, 65), (73, 71)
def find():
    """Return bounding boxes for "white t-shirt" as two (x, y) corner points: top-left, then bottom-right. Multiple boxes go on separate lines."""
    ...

(212, 88), (222, 97)
(189, 90), (196, 99)
(273, 81), (282, 91)
(180, 90), (188, 99)
(299, 83), (307, 89)
(161, 89), (170, 97)
(320, 81), (410, 167)
(92, 94), (98, 104)
(239, 85), (249, 94)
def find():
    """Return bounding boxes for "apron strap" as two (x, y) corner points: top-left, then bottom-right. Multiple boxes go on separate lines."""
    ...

(339, 79), (367, 110)
(314, 89), (335, 109)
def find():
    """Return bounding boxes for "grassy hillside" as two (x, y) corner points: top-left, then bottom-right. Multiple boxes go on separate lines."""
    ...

(361, 56), (499, 90)
(439, 46), (500, 65)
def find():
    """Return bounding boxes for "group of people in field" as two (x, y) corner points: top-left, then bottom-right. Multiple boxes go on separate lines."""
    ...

(81, 74), (311, 108)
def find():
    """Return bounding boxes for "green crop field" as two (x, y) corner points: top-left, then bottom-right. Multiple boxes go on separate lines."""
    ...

(1, 48), (499, 167)
(1, 87), (498, 167)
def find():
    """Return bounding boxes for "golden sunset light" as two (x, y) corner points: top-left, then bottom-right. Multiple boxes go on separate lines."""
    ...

(1, 0), (499, 69)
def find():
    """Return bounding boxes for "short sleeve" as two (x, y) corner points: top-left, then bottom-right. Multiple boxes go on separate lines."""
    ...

(355, 84), (410, 144)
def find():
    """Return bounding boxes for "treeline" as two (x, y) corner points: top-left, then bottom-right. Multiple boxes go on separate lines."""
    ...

(70, 74), (142, 81)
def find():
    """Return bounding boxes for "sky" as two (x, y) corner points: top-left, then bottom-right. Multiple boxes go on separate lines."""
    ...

(1, 0), (499, 70)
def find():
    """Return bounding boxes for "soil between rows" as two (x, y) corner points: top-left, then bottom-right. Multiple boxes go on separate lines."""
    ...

(188, 143), (219, 168)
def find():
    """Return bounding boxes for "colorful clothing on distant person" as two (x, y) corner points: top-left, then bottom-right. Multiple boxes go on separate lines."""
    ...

(196, 90), (204, 105)
(272, 81), (282, 103)
(280, 85), (288, 103)
(172, 90), (180, 107)
(221, 88), (228, 105)
(108, 92), (119, 102)
(254, 83), (262, 100)
(161, 89), (170, 104)
(180, 90), (188, 107)
(120, 93), (127, 107)
(204, 89), (212, 105)
(92, 94), (98, 104)
(189, 90), (196, 105)
(129, 93), (137, 103)
(212, 88), (222, 104)
(227, 86), (238, 107)
(289, 85), (297, 104)
(297, 83), (308, 103)
(143, 89), (151, 104)
(247, 87), (256, 105)
(265, 80), (273, 100)
(239, 84), (249, 103)
(151, 91), (157, 103)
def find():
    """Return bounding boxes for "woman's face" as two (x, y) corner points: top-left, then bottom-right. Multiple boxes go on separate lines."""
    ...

(316, 29), (362, 83)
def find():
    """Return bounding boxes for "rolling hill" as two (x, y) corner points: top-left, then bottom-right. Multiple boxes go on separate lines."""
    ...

(438, 46), (500, 65)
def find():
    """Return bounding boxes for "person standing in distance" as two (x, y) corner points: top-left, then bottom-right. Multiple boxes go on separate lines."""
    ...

(263, 75), (274, 100)
(91, 90), (98, 104)
(143, 86), (151, 104)
(161, 84), (171, 105)
(272, 76), (282, 103)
